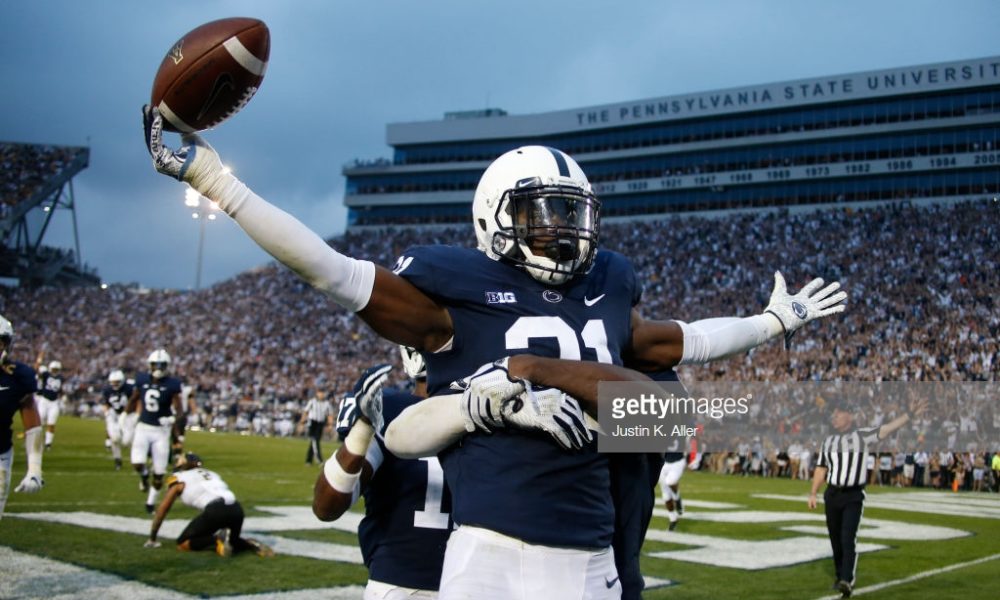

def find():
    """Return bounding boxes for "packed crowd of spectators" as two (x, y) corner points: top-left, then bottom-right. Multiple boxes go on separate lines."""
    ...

(1, 142), (85, 207)
(1, 199), (997, 474)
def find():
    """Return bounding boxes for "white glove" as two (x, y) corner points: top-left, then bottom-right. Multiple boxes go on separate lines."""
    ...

(354, 363), (392, 434)
(502, 385), (593, 451)
(14, 472), (43, 494)
(143, 539), (162, 549)
(451, 358), (525, 433)
(764, 271), (847, 346)
(142, 105), (229, 198)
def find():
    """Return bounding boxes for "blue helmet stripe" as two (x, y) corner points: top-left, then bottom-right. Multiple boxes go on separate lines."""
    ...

(544, 147), (570, 177)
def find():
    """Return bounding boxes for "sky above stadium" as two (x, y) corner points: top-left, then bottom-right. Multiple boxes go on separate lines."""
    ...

(1, 0), (998, 290)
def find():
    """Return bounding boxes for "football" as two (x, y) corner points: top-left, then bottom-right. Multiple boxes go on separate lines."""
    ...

(151, 17), (270, 133)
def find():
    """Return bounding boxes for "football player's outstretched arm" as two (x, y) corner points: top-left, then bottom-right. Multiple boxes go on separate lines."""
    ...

(628, 271), (848, 370)
(141, 107), (453, 353)
(313, 364), (390, 521)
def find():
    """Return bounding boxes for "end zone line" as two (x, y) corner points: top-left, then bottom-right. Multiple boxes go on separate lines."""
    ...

(813, 552), (1000, 599)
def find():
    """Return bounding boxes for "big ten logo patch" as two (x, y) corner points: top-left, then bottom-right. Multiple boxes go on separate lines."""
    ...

(486, 291), (518, 304)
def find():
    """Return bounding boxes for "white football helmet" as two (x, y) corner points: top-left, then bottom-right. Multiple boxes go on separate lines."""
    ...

(0, 315), (13, 363)
(147, 349), (171, 379)
(48, 360), (62, 374)
(472, 146), (600, 286)
(399, 345), (427, 381)
(108, 369), (125, 389)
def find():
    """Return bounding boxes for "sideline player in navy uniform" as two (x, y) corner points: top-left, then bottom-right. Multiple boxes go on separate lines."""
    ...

(314, 347), (451, 599)
(102, 369), (133, 470)
(144, 110), (848, 598)
(607, 368), (690, 600)
(652, 370), (690, 534)
(126, 348), (183, 513)
(0, 314), (45, 520)
(34, 359), (64, 450)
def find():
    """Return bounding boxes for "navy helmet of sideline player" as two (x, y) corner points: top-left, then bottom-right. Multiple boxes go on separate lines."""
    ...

(126, 349), (183, 513)
(144, 109), (849, 598)
(313, 347), (450, 598)
(1, 314), (45, 519)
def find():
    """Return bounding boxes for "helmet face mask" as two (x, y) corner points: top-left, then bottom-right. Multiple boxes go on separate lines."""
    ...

(48, 360), (62, 374)
(108, 369), (125, 390)
(147, 349), (171, 379)
(0, 315), (12, 363)
(474, 147), (600, 286)
(503, 181), (599, 284)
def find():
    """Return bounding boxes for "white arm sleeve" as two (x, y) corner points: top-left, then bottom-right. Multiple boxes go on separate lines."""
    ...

(676, 315), (784, 365)
(384, 393), (466, 459)
(209, 174), (375, 312)
(24, 425), (42, 475)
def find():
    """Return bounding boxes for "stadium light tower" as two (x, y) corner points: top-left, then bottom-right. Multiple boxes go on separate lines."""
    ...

(185, 186), (219, 290)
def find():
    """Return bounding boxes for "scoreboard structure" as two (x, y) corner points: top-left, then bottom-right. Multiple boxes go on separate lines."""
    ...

(343, 56), (1000, 227)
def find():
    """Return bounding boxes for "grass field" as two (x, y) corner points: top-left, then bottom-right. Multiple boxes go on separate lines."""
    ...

(2, 416), (999, 599)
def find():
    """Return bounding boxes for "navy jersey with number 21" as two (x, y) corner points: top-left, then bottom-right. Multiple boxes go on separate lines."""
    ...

(395, 245), (641, 549)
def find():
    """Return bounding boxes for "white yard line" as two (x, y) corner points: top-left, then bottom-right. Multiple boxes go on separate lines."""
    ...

(0, 546), (364, 600)
(812, 552), (1000, 600)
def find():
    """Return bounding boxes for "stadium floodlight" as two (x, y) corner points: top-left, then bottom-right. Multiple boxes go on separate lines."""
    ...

(184, 189), (221, 289)
(184, 187), (201, 207)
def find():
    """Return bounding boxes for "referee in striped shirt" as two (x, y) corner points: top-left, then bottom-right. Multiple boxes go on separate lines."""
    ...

(808, 396), (926, 598)
(300, 389), (334, 465)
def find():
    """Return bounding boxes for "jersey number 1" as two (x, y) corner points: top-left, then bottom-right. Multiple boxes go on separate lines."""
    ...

(413, 457), (449, 530)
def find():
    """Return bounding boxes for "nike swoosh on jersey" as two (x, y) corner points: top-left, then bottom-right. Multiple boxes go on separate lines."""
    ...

(605, 575), (619, 588)
(584, 294), (606, 307)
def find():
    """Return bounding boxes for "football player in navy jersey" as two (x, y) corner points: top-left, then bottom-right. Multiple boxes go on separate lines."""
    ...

(34, 359), (64, 450)
(145, 113), (848, 598)
(126, 349), (184, 513)
(314, 347), (450, 599)
(0, 314), (45, 520)
(606, 368), (688, 599)
(102, 370), (133, 470)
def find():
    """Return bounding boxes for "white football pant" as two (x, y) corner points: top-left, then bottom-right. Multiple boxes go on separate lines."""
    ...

(659, 458), (686, 490)
(0, 448), (11, 520)
(364, 579), (437, 599)
(35, 397), (60, 426)
(105, 411), (123, 444)
(438, 525), (620, 600)
(130, 423), (171, 475)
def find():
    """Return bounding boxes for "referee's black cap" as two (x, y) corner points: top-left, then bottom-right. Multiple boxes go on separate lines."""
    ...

(826, 397), (859, 414)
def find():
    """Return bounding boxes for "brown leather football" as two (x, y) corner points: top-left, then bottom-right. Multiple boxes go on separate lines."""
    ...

(151, 17), (269, 133)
